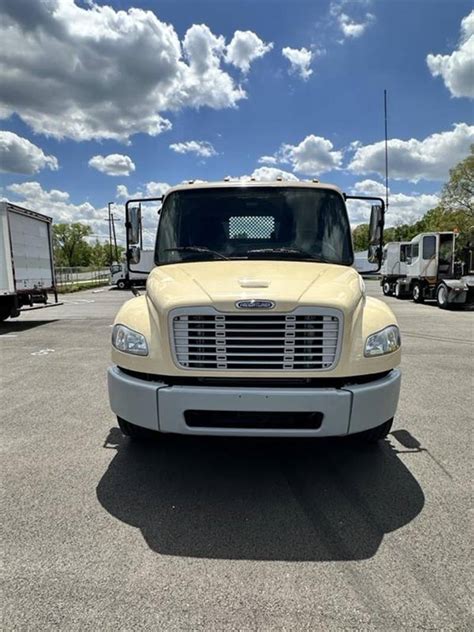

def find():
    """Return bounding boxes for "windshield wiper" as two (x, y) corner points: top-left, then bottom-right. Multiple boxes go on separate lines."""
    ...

(246, 247), (330, 262)
(165, 246), (229, 260)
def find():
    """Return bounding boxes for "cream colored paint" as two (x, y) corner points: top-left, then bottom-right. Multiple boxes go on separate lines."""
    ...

(112, 260), (401, 378)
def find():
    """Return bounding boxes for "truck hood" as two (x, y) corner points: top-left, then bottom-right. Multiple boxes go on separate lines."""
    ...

(146, 261), (363, 314)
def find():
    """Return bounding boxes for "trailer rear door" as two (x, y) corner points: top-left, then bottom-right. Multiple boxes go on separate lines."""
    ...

(9, 208), (54, 291)
(0, 203), (15, 294)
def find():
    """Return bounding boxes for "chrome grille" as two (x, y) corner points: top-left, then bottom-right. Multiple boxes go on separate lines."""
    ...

(171, 309), (341, 371)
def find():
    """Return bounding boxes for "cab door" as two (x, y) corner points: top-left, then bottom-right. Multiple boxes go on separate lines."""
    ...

(420, 235), (437, 280)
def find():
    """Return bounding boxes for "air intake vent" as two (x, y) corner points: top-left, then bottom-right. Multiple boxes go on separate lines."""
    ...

(171, 308), (342, 371)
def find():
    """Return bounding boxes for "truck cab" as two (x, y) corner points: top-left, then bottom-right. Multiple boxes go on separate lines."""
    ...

(380, 241), (411, 296)
(110, 250), (155, 290)
(108, 181), (401, 443)
(394, 231), (474, 308)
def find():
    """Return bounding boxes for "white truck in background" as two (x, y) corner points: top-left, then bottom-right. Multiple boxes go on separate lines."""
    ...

(110, 249), (155, 290)
(388, 231), (474, 308)
(0, 202), (57, 321)
(380, 241), (411, 296)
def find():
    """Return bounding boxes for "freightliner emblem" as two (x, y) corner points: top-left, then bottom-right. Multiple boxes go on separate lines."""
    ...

(235, 299), (275, 309)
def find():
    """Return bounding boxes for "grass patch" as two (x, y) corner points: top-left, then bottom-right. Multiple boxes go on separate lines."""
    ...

(57, 280), (110, 294)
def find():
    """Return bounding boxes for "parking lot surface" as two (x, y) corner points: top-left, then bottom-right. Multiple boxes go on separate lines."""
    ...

(1, 284), (472, 630)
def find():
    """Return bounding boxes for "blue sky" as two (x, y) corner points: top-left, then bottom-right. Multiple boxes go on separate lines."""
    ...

(0, 0), (472, 244)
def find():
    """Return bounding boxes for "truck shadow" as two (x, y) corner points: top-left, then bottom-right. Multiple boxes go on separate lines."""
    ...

(0, 319), (58, 334)
(96, 430), (424, 562)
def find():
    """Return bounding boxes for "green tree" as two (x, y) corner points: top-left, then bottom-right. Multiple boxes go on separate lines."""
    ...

(352, 223), (370, 251)
(440, 144), (474, 215)
(53, 223), (92, 267)
(89, 240), (125, 267)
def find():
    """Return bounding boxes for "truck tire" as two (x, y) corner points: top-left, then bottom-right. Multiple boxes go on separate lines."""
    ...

(353, 418), (393, 444)
(436, 283), (450, 309)
(0, 305), (11, 321)
(412, 282), (424, 303)
(117, 416), (148, 440)
(382, 281), (392, 296)
(0, 298), (16, 321)
(117, 279), (128, 290)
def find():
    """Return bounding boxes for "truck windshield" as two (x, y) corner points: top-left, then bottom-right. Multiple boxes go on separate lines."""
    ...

(156, 187), (353, 265)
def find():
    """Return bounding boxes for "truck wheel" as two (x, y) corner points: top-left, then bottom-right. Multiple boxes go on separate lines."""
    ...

(0, 300), (14, 321)
(412, 283), (424, 303)
(117, 279), (128, 290)
(436, 283), (450, 310)
(382, 281), (392, 296)
(394, 282), (402, 299)
(117, 416), (148, 440)
(353, 418), (393, 444)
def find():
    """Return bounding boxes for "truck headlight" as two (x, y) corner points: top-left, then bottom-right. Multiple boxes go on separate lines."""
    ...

(364, 325), (400, 357)
(112, 324), (148, 356)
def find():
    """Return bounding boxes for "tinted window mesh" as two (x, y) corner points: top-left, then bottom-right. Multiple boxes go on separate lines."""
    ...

(229, 216), (275, 239)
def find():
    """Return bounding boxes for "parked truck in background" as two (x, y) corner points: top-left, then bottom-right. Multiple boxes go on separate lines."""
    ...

(108, 180), (401, 444)
(110, 249), (155, 290)
(0, 202), (56, 321)
(380, 241), (411, 296)
(391, 231), (474, 308)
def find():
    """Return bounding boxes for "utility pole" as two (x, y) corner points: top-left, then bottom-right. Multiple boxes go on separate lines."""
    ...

(111, 212), (119, 262)
(107, 201), (113, 264)
(384, 89), (389, 212)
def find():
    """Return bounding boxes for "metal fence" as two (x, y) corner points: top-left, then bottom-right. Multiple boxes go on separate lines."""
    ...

(55, 266), (110, 289)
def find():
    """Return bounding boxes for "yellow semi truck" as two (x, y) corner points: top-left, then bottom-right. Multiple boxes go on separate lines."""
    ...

(108, 180), (401, 443)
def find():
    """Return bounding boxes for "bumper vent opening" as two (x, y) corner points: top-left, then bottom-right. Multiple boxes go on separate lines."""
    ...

(184, 410), (324, 430)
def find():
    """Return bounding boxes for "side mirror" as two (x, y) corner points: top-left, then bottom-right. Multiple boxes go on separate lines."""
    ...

(129, 245), (141, 265)
(368, 204), (383, 264)
(127, 205), (141, 245)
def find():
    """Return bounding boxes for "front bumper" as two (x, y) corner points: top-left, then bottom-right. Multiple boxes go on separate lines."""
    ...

(107, 366), (401, 437)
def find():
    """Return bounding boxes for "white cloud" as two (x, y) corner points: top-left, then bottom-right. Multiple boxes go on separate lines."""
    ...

(427, 11), (474, 99)
(329, 1), (375, 40)
(169, 140), (217, 158)
(5, 180), (111, 240)
(347, 179), (439, 226)
(88, 154), (135, 176)
(348, 123), (474, 182)
(225, 30), (273, 72)
(248, 167), (299, 182)
(4, 179), (169, 247)
(0, 131), (58, 174)
(262, 135), (343, 175)
(282, 47), (313, 80)
(352, 179), (387, 197)
(116, 181), (170, 200)
(338, 12), (375, 38)
(115, 181), (170, 246)
(258, 155), (278, 165)
(145, 181), (171, 197)
(0, 1), (256, 141)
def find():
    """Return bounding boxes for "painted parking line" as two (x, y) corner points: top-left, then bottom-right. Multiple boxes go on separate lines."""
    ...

(31, 348), (55, 356)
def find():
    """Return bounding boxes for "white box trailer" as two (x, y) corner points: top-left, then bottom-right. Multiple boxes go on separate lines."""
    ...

(0, 202), (56, 321)
(110, 249), (155, 290)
